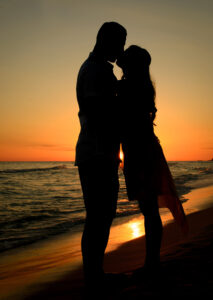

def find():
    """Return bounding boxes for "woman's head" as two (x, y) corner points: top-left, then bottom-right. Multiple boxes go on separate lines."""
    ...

(117, 45), (151, 78)
(117, 45), (156, 120)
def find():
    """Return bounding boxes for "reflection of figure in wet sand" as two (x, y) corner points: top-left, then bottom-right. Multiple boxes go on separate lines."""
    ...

(117, 45), (188, 277)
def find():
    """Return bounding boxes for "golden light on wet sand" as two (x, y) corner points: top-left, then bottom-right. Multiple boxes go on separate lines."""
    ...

(128, 221), (143, 239)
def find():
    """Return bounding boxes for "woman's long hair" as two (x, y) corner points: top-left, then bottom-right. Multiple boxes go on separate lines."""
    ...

(117, 45), (157, 122)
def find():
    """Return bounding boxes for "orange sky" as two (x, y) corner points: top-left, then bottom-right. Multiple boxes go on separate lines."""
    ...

(0, 0), (212, 161)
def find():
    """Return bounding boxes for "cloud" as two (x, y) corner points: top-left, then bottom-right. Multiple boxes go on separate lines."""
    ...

(0, 138), (75, 151)
(28, 143), (75, 152)
(201, 147), (213, 150)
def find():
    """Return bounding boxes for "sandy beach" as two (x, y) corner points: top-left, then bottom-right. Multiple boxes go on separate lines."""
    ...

(0, 185), (213, 299)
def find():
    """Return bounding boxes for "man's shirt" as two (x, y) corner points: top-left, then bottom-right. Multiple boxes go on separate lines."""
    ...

(75, 52), (120, 166)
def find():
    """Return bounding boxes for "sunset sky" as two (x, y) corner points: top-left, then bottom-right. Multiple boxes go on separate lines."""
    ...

(0, 0), (212, 161)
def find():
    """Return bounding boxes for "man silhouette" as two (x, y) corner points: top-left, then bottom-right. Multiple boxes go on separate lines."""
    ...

(75, 22), (127, 285)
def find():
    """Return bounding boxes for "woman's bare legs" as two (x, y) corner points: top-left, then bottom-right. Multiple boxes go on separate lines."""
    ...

(139, 194), (163, 268)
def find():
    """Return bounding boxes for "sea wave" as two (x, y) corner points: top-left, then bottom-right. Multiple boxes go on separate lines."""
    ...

(0, 208), (142, 253)
(0, 164), (69, 174)
(1, 161), (213, 253)
(0, 214), (58, 229)
(192, 166), (213, 175)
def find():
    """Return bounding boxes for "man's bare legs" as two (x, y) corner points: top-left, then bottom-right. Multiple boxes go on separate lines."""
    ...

(78, 160), (119, 282)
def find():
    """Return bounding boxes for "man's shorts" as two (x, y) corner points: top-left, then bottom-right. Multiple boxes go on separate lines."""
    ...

(78, 159), (119, 219)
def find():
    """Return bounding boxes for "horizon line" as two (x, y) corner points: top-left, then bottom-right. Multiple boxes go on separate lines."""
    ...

(0, 160), (212, 163)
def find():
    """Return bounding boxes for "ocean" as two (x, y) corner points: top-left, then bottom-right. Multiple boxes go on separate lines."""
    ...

(0, 161), (213, 253)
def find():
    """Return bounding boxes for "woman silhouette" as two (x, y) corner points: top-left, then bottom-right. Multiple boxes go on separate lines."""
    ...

(117, 45), (187, 275)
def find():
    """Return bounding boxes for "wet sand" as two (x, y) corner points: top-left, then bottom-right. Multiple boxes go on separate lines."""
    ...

(0, 185), (213, 299)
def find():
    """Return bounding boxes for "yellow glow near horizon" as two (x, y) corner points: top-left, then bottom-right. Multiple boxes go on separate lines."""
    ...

(119, 145), (124, 169)
(119, 149), (124, 162)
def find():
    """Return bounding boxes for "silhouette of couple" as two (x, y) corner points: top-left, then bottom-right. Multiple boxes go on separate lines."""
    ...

(75, 22), (187, 289)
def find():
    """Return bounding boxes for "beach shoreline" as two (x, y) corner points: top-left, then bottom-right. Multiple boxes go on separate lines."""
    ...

(0, 185), (213, 299)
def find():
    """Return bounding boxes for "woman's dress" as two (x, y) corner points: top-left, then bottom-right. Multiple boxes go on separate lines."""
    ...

(118, 79), (188, 233)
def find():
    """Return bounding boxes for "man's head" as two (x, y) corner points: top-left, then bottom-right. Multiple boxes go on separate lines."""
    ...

(94, 22), (127, 62)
